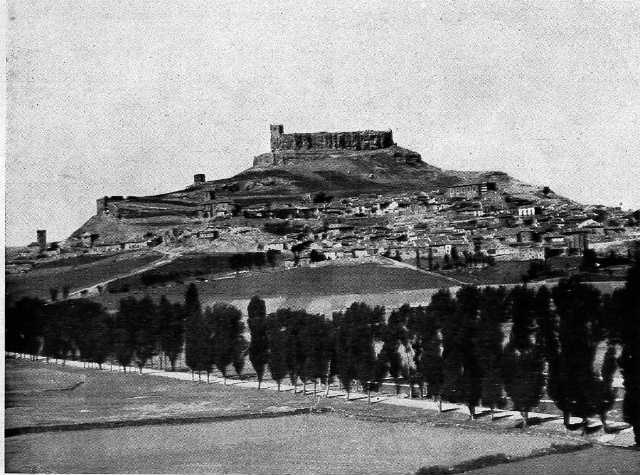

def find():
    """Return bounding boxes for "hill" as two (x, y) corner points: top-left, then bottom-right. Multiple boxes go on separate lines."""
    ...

(60, 125), (571, 249)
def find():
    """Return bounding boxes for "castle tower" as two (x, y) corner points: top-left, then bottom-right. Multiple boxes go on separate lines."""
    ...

(270, 124), (284, 151)
(37, 230), (47, 252)
(194, 174), (206, 186)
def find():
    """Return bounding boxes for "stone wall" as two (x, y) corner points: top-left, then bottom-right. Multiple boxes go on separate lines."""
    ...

(270, 124), (394, 152)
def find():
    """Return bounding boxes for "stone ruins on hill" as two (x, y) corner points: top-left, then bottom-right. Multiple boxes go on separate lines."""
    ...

(253, 125), (421, 167)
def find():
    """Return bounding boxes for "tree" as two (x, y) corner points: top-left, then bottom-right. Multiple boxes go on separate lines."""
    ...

(334, 302), (384, 402)
(6, 297), (45, 358)
(299, 313), (331, 396)
(379, 305), (411, 394)
(442, 286), (482, 419)
(533, 286), (557, 365)
(229, 254), (243, 274)
(309, 249), (326, 263)
(266, 311), (288, 391)
(248, 296), (269, 389)
(84, 305), (112, 369)
(503, 286), (544, 427)
(184, 284), (208, 379)
(281, 310), (306, 393)
(580, 249), (598, 272)
(595, 344), (617, 430)
(113, 300), (136, 372)
(475, 287), (508, 417)
(551, 277), (603, 428)
(211, 303), (245, 383)
(313, 191), (333, 204)
(616, 255), (640, 444)
(131, 296), (158, 373)
(266, 249), (281, 267)
(41, 302), (76, 364)
(49, 287), (58, 302)
(158, 296), (184, 371)
(415, 291), (454, 410)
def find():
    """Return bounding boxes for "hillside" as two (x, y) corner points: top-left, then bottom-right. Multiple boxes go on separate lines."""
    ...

(62, 132), (572, 249)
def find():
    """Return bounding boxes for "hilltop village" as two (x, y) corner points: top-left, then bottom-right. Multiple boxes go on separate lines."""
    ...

(8, 125), (640, 282)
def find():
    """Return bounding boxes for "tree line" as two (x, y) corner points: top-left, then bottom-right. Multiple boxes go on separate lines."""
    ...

(5, 258), (640, 444)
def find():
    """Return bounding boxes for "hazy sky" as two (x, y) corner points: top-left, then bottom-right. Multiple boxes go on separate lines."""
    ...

(6, 0), (640, 245)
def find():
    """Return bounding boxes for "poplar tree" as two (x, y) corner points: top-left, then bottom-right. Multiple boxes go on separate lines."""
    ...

(131, 296), (158, 373)
(334, 309), (357, 399)
(113, 299), (136, 372)
(380, 304), (411, 394)
(83, 302), (112, 369)
(299, 313), (329, 395)
(184, 283), (208, 380)
(418, 290), (454, 409)
(442, 286), (482, 419)
(158, 296), (184, 371)
(334, 302), (384, 402)
(7, 297), (45, 357)
(248, 296), (269, 389)
(503, 286), (544, 427)
(551, 277), (603, 428)
(266, 311), (288, 391)
(596, 344), (618, 430)
(616, 254), (640, 445)
(211, 303), (245, 384)
(476, 286), (507, 417)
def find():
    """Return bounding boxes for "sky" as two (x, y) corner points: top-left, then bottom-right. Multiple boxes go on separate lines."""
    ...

(6, 0), (640, 246)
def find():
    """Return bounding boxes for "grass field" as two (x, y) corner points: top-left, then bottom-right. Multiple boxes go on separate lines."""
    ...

(6, 414), (569, 474)
(94, 261), (455, 310)
(5, 359), (315, 430)
(5, 359), (586, 474)
(5, 251), (163, 301)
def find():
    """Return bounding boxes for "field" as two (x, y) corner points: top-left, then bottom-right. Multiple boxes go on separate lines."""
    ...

(6, 415), (569, 474)
(5, 251), (163, 301)
(93, 261), (456, 311)
(5, 359), (590, 474)
(4, 359), (315, 430)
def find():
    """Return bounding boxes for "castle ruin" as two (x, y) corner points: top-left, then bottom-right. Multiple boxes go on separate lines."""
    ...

(253, 124), (410, 167)
(269, 124), (394, 152)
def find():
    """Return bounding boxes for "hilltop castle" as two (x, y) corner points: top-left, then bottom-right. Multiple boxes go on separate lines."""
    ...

(253, 125), (417, 167)
(269, 124), (394, 152)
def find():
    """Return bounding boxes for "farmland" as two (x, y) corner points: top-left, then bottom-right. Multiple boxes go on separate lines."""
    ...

(5, 251), (163, 301)
(93, 260), (457, 311)
(5, 359), (590, 474)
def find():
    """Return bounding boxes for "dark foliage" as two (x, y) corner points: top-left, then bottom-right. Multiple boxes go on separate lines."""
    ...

(248, 296), (269, 388)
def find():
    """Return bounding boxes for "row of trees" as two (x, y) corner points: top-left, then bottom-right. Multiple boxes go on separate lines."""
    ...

(7, 295), (184, 372)
(6, 260), (639, 444)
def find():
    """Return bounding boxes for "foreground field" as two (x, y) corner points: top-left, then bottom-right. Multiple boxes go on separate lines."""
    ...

(465, 445), (640, 475)
(6, 414), (567, 474)
(5, 359), (315, 430)
(6, 359), (590, 474)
